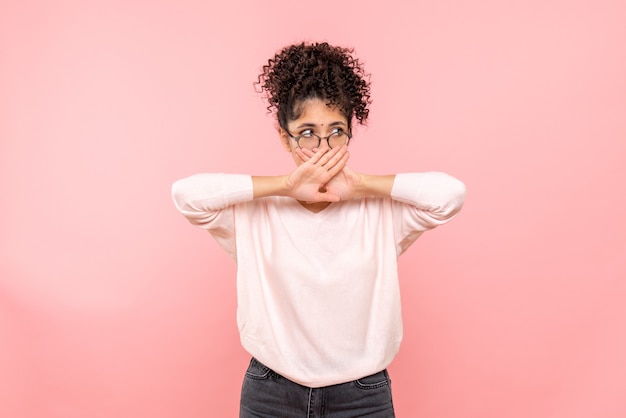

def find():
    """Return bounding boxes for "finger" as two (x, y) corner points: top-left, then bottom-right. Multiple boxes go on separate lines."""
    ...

(295, 148), (310, 162)
(300, 148), (316, 159)
(306, 146), (332, 165)
(321, 145), (349, 170)
(304, 188), (340, 203)
(318, 145), (344, 167)
(326, 150), (350, 177)
(315, 190), (341, 202)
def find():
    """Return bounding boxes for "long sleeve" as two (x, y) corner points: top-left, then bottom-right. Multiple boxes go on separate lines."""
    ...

(390, 172), (466, 254)
(171, 173), (253, 227)
(171, 173), (253, 261)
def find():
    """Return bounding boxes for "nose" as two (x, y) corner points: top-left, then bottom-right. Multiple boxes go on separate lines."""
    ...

(315, 139), (331, 151)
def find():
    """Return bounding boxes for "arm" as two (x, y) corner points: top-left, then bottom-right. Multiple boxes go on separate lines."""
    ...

(351, 173), (395, 198)
(252, 144), (349, 201)
(391, 172), (466, 222)
(171, 173), (253, 227)
(388, 171), (466, 254)
(172, 145), (351, 225)
(298, 147), (466, 215)
(321, 162), (465, 228)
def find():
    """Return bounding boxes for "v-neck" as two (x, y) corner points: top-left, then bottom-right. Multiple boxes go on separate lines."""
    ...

(297, 200), (333, 213)
(289, 198), (340, 218)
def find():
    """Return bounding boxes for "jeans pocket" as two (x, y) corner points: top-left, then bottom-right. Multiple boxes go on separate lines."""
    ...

(354, 370), (391, 390)
(244, 358), (274, 380)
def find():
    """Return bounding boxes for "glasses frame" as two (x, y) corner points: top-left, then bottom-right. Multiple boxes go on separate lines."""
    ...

(286, 128), (352, 150)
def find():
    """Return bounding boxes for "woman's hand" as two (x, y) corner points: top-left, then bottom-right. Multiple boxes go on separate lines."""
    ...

(285, 145), (349, 202)
(297, 146), (362, 201)
(322, 165), (362, 200)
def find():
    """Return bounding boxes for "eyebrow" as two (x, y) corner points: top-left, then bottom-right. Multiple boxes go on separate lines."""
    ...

(295, 121), (347, 129)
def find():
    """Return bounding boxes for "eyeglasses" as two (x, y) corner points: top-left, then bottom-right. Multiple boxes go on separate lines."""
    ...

(286, 128), (352, 150)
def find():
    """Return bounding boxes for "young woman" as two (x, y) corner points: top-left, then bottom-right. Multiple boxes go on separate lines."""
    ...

(172, 42), (466, 418)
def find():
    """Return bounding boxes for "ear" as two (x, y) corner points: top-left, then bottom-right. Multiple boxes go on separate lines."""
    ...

(278, 127), (292, 152)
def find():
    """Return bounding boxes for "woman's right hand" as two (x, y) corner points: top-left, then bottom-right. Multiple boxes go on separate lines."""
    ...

(285, 145), (349, 202)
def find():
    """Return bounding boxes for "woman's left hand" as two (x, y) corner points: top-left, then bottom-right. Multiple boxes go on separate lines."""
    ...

(322, 165), (362, 200)
(298, 148), (362, 200)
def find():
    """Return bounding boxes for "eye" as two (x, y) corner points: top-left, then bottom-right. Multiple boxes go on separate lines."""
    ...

(330, 128), (345, 136)
(300, 129), (315, 137)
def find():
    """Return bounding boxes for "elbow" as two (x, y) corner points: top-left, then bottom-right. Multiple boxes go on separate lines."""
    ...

(449, 177), (467, 214)
(433, 175), (467, 220)
(171, 178), (192, 212)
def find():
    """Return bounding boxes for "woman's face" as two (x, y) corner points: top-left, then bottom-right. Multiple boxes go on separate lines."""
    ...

(279, 98), (350, 166)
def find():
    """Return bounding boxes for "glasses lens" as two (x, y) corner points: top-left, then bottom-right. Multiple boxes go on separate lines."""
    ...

(298, 136), (319, 150)
(328, 132), (349, 148)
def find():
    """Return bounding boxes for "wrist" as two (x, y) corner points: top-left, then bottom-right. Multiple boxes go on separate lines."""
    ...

(281, 174), (293, 196)
(355, 174), (395, 198)
(252, 175), (291, 198)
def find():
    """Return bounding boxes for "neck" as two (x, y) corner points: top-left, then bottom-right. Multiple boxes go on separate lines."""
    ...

(298, 200), (332, 213)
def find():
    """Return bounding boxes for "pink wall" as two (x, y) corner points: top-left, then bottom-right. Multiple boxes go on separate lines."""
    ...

(1, 1), (624, 417)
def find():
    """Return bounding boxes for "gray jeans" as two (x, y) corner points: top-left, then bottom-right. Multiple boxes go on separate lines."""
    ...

(240, 358), (395, 418)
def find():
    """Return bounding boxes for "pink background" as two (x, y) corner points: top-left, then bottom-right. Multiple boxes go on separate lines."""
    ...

(1, 0), (625, 417)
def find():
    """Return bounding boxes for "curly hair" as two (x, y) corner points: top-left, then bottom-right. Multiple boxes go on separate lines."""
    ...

(256, 42), (371, 130)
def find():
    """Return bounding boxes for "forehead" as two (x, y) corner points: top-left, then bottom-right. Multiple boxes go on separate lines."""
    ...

(290, 98), (348, 126)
